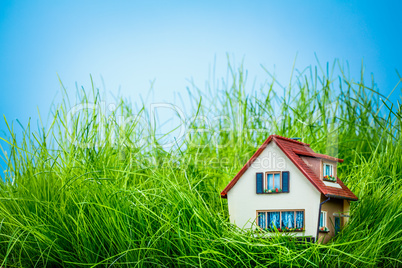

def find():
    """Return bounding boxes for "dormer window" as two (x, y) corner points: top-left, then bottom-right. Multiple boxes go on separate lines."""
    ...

(323, 163), (336, 182)
(323, 163), (333, 176)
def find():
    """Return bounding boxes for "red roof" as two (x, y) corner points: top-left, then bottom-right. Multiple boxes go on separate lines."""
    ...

(292, 149), (344, 163)
(220, 135), (358, 201)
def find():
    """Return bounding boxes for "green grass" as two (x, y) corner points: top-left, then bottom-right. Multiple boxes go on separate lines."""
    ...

(0, 61), (401, 267)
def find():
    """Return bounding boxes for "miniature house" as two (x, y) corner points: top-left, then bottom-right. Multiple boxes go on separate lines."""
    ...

(221, 135), (358, 243)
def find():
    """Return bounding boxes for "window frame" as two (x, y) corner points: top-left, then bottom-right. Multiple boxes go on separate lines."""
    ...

(256, 209), (305, 232)
(320, 211), (327, 228)
(264, 171), (282, 193)
(323, 163), (333, 177)
(319, 210), (329, 233)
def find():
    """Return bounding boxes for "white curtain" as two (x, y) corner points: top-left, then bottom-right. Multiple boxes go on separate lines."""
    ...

(274, 173), (280, 189)
(281, 211), (294, 228)
(268, 212), (280, 229)
(296, 211), (304, 228)
(258, 212), (266, 228)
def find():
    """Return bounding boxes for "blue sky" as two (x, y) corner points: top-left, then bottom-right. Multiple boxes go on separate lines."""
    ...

(0, 1), (401, 145)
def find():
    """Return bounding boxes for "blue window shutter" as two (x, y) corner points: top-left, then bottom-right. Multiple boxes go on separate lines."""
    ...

(282, 171), (289, 192)
(256, 172), (263, 194)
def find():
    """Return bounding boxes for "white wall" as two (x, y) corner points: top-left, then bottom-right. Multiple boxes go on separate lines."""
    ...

(227, 141), (321, 238)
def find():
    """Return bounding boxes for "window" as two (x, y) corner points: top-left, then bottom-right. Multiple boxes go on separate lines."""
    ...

(323, 163), (336, 182)
(319, 211), (328, 232)
(256, 172), (289, 193)
(323, 163), (333, 176)
(257, 210), (304, 231)
(265, 172), (281, 191)
(319, 211), (327, 227)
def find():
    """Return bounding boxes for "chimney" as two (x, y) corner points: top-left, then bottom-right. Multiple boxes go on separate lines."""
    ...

(290, 137), (302, 141)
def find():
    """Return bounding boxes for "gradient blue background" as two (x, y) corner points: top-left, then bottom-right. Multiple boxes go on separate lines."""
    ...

(0, 1), (401, 146)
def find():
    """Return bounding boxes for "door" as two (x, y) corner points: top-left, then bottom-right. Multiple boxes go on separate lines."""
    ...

(334, 216), (341, 235)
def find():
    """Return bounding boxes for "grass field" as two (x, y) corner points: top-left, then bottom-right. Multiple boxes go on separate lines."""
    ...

(0, 62), (401, 267)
